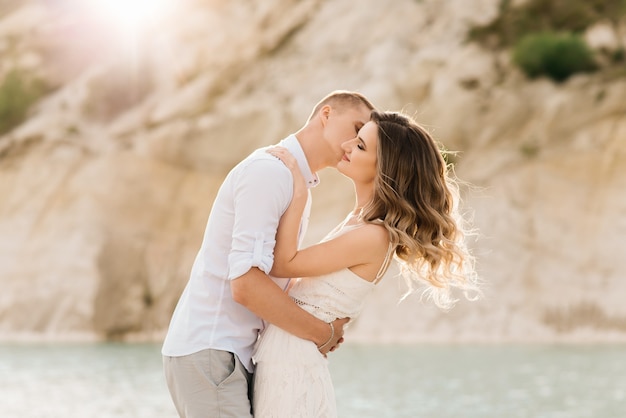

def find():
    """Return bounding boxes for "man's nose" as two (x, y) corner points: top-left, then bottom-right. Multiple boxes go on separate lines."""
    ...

(341, 138), (355, 151)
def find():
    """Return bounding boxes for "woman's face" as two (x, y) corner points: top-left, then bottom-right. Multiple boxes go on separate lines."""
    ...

(337, 121), (378, 184)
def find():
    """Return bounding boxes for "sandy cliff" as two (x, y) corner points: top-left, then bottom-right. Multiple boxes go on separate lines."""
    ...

(0, 0), (625, 342)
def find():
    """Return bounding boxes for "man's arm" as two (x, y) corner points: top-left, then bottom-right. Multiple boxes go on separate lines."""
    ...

(231, 267), (348, 353)
(227, 156), (347, 353)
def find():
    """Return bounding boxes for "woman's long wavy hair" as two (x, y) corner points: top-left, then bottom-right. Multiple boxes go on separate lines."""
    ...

(360, 111), (480, 309)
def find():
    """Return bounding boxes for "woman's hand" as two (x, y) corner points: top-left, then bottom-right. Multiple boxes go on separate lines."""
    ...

(267, 146), (307, 203)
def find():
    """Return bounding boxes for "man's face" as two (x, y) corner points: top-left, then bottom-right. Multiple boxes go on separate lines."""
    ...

(323, 105), (372, 165)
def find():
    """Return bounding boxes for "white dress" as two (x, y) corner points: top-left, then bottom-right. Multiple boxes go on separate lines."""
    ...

(252, 223), (393, 418)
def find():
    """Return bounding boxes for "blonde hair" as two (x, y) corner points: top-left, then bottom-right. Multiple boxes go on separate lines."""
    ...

(361, 111), (480, 310)
(307, 90), (375, 121)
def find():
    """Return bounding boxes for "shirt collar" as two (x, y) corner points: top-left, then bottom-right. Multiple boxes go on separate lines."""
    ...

(278, 134), (320, 188)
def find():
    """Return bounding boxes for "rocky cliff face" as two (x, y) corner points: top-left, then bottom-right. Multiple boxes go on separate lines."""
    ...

(1, 0), (625, 342)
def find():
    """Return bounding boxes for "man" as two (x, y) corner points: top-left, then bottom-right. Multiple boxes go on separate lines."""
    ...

(162, 90), (375, 417)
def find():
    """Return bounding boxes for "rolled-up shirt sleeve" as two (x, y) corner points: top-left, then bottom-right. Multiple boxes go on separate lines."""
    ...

(227, 156), (292, 280)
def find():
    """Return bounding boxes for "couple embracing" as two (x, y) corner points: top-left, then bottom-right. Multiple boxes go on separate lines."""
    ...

(162, 90), (479, 417)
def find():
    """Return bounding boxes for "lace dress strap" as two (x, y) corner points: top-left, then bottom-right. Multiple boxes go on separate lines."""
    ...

(373, 242), (394, 284)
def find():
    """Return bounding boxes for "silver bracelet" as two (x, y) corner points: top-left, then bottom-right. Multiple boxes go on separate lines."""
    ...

(317, 322), (335, 350)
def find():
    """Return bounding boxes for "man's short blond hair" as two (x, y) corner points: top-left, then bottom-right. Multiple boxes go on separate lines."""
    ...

(307, 90), (375, 122)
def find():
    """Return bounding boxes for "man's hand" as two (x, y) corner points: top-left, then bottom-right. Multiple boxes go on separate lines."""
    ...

(318, 317), (350, 355)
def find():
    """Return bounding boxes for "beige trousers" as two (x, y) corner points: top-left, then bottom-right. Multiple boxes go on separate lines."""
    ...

(163, 349), (252, 418)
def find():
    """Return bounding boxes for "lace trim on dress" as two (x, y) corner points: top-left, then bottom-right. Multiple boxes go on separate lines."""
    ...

(292, 297), (337, 323)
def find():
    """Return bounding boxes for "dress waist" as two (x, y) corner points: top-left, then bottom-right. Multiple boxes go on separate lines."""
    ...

(291, 297), (337, 323)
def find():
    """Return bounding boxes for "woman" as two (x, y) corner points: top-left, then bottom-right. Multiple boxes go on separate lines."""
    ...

(252, 110), (480, 417)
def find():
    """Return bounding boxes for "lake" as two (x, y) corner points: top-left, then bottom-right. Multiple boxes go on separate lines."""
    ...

(1, 343), (624, 417)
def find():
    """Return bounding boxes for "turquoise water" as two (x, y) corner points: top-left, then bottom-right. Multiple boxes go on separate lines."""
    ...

(331, 345), (626, 418)
(0, 343), (624, 417)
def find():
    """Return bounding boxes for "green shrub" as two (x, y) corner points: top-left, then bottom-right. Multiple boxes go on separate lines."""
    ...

(0, 69), (47, 135)
(612, 48), (625, 64)
(513, 32), (597, 81)
(470, 0), (626, 48)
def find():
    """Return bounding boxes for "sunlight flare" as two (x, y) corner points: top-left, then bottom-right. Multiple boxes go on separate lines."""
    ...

(86, 0), (172, 34)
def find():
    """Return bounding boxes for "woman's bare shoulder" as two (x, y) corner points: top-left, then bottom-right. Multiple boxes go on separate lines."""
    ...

(345, 222), (390, 249)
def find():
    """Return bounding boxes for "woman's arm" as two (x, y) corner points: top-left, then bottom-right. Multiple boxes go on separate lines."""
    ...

(267, 148), (390, 282)
(266, 147), (309, 277)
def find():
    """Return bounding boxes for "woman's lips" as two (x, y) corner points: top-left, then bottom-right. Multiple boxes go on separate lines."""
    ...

(342, 154), (350, 162)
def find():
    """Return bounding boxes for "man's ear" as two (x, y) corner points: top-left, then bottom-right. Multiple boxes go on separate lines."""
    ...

(318, 104), (331, 127)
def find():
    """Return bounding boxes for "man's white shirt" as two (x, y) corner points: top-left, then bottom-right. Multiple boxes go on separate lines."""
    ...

(162, 135), (318, 372)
